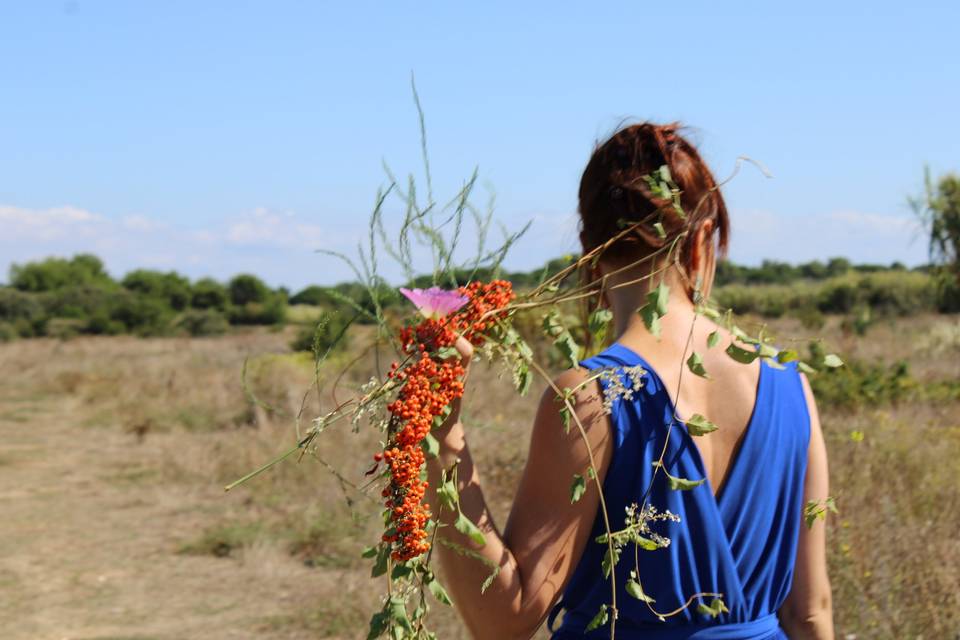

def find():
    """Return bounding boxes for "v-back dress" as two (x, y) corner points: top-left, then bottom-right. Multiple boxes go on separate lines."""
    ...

(549, 343), (811, 639)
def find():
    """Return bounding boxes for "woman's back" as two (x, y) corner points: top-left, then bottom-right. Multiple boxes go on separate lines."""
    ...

(550, 340), (811, 639)
(426, 122), (832, 640)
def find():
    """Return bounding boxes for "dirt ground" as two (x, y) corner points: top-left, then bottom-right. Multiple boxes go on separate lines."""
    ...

(0, 333), (359, 640)
(2, 316), (959, 639)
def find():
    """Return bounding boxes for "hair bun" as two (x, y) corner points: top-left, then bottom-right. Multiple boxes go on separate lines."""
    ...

(662, 126), (678, 147)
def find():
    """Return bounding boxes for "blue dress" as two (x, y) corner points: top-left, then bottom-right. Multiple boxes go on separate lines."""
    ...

(549, 343), (810, 640)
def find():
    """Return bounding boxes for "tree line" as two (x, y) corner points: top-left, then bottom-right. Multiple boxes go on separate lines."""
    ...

(0, 251), (951, 344)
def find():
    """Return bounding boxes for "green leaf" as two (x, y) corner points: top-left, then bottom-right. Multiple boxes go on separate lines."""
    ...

(391, 562), (413, 580)
(804, 497), (839, 528)
(370, 543), (390, 578)
(555, 332), (582, 369)
(454, 512), (486, 547)
(697, 597), (729, 618)
(639, 304), (662, 339)
(587, 466), (597, 479)
(431, 404), (452, 428)
(685, 413), (718, 436)
(513, 360), (532, 396)
(729, 323), (749, 342)
(558, 405), (572, 434)
(438, 478), (458, 512)
(388, 596), (414, 632)
(601, 545), (621, 579)
(361, 544), (379, 559)
(588, 307), (614, 336)
(777, 348), (799, 363)
(650, 282), (670, 316)
(480, 564), (500, 594)
(725, 343), (758, 364)
(626, 578), (656, 603)
(700, 305), (722, 321)
(667, 474), (706, 491)
(797, 361), (816, 375)
(585, 604), (609, 632)
(435, 346), (459, 359)
(570, 473), (586, 503)
(706, 330), (720, 349)
(686, 351), (709, 379)
(542, 309), (564, 338)
(366, 609), (390, 640)
(758, 342), (778, 359)
(823, 353), (844, 368)
(632, 535), (660, 551)
(426, 574), (453, 606)
(653, 221), (666, 239)
(421, 432), (439, 459)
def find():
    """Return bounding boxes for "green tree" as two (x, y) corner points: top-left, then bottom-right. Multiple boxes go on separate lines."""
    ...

(191, 278), (228, 310)
(9, 254), (114, 292)
(911, 169), (960, 311)
(825, 257), (851, 278)
(289, 285), (332, 306)
(227, 274), (270, 306)
(121, 269), (192, 310)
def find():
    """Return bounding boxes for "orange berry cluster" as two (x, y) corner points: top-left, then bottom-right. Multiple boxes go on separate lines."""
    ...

(449, 279), (515, 345)
(376, 280), (514, 562)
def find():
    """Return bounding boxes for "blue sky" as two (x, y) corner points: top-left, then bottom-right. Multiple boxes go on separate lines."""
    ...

(2, 1), (958, 289)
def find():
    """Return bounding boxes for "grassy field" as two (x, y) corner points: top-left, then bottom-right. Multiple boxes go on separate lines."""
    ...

(1, 315), (958, 639)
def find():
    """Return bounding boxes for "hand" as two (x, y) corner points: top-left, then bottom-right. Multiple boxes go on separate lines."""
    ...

(452, 336), (474, 375)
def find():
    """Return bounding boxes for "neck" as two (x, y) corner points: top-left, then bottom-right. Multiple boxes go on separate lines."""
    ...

(606, 265), (695, 340)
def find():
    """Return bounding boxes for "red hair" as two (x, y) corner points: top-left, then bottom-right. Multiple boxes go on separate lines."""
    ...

(578, 122), (729, 279)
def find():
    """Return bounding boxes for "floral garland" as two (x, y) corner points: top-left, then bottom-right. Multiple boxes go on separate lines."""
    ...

(377, 280), (514, 561)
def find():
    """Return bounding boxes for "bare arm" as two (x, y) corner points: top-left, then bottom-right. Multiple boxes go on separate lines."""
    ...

(779, 374), (834, 639)
(425, 340), (614, 640)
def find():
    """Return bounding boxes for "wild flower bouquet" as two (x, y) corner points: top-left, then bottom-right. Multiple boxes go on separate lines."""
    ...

(227, 90), (841, 640)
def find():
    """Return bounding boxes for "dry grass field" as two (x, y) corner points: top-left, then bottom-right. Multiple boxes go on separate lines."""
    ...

(1, 315), (958, 639)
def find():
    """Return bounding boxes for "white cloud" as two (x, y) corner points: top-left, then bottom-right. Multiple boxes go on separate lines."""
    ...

(225, 207), (328, 250)
(0, 204), (357, 288)
(0, 204), (106, 241)
(728, 208), (928, 266)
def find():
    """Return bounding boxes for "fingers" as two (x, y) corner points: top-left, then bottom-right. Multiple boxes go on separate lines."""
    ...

(454, 336), (474, 363)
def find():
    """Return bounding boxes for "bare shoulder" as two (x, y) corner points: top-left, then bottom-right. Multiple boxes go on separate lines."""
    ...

(530, 365), (610, 454)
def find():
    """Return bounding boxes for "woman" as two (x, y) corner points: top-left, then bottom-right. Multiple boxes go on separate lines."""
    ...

(426, 123), (833, 639)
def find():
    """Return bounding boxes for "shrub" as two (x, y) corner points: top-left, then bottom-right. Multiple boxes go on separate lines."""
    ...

(45, 318), (85, 340)
(228, 297), (287, 325)
(289, 285), (333, 307)
(0, 288), (46, 336)
(935, 274), (960, 312)
(177, 309), (230, 337)
(0, 321), (16, 342)
(796, 306), (826, 330)
(109, 293), (173, 336)
(191, 278), (229, 310)
(809, 358), (915, 411)
(9, 254), (114, 292)
(818, 279), (858, 313)
(228, 274), (270, 306)
(86, 313), (125, 336)
(290, 311), (351, 355)
(121, 269), (192, 311)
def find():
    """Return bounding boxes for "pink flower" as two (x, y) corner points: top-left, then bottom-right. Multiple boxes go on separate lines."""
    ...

(399, 286), (469, 319)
